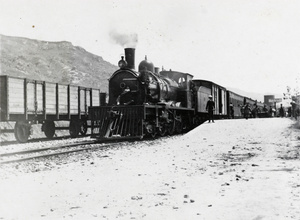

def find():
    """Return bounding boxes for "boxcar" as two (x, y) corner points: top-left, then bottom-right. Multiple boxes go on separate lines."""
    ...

(0, 75), (105, 142)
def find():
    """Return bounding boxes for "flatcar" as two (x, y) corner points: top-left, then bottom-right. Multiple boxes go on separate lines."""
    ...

(0, 75), (106, 142)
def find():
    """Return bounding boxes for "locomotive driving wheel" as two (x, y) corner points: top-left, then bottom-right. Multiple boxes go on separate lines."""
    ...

(175, 115), (183, 134)
(144, 122), (156, 138)
(193, 116), (202, 127)
(158, 123), (167, 136)
(167, 119), (175, 135)
(14, 121), (31, 143)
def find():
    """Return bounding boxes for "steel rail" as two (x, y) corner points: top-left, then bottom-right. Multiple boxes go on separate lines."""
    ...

(0, 141), (117, 165)
(0, 140), (96, 157)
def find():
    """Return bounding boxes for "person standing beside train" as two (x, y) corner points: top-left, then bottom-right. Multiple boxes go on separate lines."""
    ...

(206, 95), (215, 123)
(230, 102), (234, 119)
(244, 103), (251, 120)
(291, 101), (297, 119)
(279, 104), (285, 118)
(251, 104), (258, 118)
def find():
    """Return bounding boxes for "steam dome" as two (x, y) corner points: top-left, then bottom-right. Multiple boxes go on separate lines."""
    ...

(138, 56), (154, 72)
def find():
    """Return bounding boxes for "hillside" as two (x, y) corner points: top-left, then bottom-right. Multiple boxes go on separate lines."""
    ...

(0, 34), (118, 92)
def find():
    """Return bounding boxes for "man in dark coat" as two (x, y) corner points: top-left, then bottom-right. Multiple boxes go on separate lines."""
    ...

(230, 102), (234, 119)
(206, 95), (215, 123)
(279, 104), (285, 117)
(291, 101), (297, 119)
(244, 103), (251, 120)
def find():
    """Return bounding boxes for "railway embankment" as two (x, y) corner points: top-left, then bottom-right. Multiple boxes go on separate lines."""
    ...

(0, 118), (299, 220)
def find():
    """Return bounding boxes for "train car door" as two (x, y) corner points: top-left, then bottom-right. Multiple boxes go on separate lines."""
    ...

(26, 80), (44, 118)
(197, 86), (211, 112)
(80, 88), (87, 115)
(219, 88), (227, 115)
(213, 84), (227, 116)
(212, 85), (219, 114)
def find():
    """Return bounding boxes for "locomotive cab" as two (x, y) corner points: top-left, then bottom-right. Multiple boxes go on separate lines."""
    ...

(160, 70), (194, 108)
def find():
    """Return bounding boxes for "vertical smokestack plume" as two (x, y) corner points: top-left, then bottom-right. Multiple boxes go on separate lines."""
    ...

(124, 48), (135, 69)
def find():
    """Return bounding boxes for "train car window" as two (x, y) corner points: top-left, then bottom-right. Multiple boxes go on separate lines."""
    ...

(178, 77), (186, 87)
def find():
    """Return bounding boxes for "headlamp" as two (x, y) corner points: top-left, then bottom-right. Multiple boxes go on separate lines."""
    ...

(118, 56), (127, 68)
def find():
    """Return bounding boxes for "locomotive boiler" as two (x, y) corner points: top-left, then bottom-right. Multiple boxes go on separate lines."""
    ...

(109, 48), (180, 106)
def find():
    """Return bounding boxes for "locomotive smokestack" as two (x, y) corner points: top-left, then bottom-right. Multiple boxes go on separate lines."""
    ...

(124, 48), (135, 69)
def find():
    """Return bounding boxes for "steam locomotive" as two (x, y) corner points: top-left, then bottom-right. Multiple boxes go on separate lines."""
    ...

(89, 48), (263, 140)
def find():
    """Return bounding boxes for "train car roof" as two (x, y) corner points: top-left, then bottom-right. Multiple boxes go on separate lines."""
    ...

(192, 79), (227, 90)
(244, 96), (256, 102)
(160, 70), (194, 78)
(226, 90), (245, 98)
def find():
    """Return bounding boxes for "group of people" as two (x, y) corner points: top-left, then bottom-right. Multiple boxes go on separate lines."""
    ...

(248, 102), (299, 119)
(205, 95), (259, 122)
(241, 103), (252, 119)
(277, 102), (299, 119)
(206, 95), (299, 122)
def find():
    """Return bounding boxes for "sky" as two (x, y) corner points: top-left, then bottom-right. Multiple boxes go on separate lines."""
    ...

(0, 0), (300, 98)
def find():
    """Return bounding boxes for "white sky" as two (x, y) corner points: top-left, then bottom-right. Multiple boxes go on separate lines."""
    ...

(0, 0), (299, 96)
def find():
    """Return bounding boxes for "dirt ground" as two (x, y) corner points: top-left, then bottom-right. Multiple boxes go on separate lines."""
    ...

(0, 118), (300, 220)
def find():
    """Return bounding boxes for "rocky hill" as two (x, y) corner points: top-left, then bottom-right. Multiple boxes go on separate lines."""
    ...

(0, 34), (118, 92)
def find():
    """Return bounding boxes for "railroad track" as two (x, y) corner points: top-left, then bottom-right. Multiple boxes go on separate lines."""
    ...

(0, 140), (117, 165)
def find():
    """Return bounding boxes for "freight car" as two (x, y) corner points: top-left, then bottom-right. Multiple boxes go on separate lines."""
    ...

(0, 75), (105, 142)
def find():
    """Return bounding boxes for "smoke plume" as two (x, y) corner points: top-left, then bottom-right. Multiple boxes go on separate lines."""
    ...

(109, 30), (138, 48)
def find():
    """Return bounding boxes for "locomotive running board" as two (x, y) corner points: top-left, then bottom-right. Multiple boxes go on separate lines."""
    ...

(89, 105), (145, 140)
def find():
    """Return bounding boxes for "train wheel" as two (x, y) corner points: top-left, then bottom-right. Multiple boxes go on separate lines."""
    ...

(43, 121), (55, 139)
(150, 131), (157, 138)
(14, 121), (31, 143)
(80, 120), (88, 135)
(158, 124), (167, 136)
(69, 119), (80, 138)
(144, 123), (156, 138)
(193, 116), (201, 127)
(167, 115), (175, 135)
(175, 116), (183, 134)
